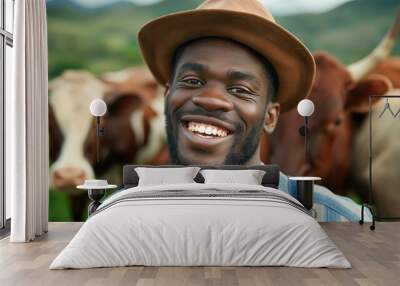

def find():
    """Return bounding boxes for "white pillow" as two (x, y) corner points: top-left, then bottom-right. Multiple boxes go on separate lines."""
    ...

(135, 167), (200, 186)
(200, 169), (266, 185)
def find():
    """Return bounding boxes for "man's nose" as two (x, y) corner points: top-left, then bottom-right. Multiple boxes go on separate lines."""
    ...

(192, 86), (234, 112)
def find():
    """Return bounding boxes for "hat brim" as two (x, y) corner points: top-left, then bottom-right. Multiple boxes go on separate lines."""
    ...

(138, 9), (315, 112)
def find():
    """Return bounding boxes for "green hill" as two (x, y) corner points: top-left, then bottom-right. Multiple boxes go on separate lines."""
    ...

(47, 0), (400, 79)
(278, 0), (400, 64)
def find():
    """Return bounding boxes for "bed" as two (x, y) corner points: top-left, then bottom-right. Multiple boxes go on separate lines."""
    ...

(50, 165), (350, 269)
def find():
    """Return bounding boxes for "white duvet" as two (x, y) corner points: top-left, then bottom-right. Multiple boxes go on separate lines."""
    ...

(50, 183), (351, 269)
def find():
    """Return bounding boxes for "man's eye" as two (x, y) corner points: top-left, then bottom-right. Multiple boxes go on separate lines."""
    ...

(228, 87), (256, 101)
(229, 87), (248, 94)
(182, 78), (203, 87)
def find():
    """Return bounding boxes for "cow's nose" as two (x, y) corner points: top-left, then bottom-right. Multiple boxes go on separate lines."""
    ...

(52, 167), (87, 188)
(192, 87), (234, 112)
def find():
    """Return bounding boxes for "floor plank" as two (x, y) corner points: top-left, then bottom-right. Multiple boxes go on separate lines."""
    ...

(0, 222), (399, 286)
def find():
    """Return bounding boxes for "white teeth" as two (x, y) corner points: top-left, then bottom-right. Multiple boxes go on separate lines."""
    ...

(186, 121), (229, 137)
(199, 125), (205, 133)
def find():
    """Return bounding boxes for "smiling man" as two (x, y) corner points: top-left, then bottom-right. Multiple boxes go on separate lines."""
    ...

(138, 0), (315, 165)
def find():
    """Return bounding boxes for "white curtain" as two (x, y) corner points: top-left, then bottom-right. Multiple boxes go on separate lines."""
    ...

(7, 0), (49, 242)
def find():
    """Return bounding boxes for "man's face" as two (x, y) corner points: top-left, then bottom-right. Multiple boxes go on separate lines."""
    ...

(165, 38), (277, 165)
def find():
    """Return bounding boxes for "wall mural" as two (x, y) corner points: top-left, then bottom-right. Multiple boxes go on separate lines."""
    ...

(47, 0), (400, 221)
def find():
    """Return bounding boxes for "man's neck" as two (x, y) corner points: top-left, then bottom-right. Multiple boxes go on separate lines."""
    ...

(242, 148), (262, 165)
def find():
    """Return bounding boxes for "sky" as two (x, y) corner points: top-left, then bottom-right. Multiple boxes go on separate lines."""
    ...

(64, 0), (355, 15)
(260, 0), (354, 15)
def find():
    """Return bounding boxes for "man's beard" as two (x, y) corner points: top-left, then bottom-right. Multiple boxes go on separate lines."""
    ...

(165, 102), (265, 165)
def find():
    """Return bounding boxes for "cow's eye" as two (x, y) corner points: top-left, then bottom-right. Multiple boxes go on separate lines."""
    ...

(335, 118), (342, 126)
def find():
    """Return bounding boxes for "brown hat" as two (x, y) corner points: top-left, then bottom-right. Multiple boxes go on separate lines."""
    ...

(138, 0), (316, 112)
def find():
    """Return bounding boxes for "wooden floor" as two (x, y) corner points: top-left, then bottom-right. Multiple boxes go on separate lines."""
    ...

(0, 222), (399, 286)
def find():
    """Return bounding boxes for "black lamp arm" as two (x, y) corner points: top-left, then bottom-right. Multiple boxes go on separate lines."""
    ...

(298, 116), (311, 167)
(95, 116), (105, 163)
(96, 116), (105, 137)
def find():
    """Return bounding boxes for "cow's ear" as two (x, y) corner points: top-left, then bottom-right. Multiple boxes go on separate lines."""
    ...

(314, 51), (340, 70)
(345, 74), (392, 113)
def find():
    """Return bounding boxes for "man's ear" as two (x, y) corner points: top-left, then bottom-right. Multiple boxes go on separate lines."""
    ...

(345, 74), (392, 114)
(263, 102), (280, 134)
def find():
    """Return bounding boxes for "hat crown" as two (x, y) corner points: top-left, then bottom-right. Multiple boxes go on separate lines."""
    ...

(197, 0), (275, 23)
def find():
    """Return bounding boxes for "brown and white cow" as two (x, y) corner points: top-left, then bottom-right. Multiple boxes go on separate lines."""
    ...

(49, 68), (168, 220)
(267, 12), (399, 196)
(49, 70), (110, 221)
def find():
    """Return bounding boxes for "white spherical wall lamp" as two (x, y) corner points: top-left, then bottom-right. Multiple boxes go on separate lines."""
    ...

(90, 98), (107, 117)
(297, 99), (315, 117)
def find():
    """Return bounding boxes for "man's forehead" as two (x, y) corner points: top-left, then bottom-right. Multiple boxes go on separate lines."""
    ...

(178, 37), (261, 62)
(175, 38), (269, 80)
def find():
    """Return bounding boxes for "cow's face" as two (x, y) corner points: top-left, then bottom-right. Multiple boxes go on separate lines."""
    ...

(49, 70), (110, 189)
(270, 52), (391, 190)
(302, 53), (353, 177)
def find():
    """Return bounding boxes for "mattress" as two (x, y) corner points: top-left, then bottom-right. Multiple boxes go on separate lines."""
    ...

(50, 183), (351, 269)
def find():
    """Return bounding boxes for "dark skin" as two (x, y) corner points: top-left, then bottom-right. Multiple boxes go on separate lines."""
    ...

(164, 38), (280, 165)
